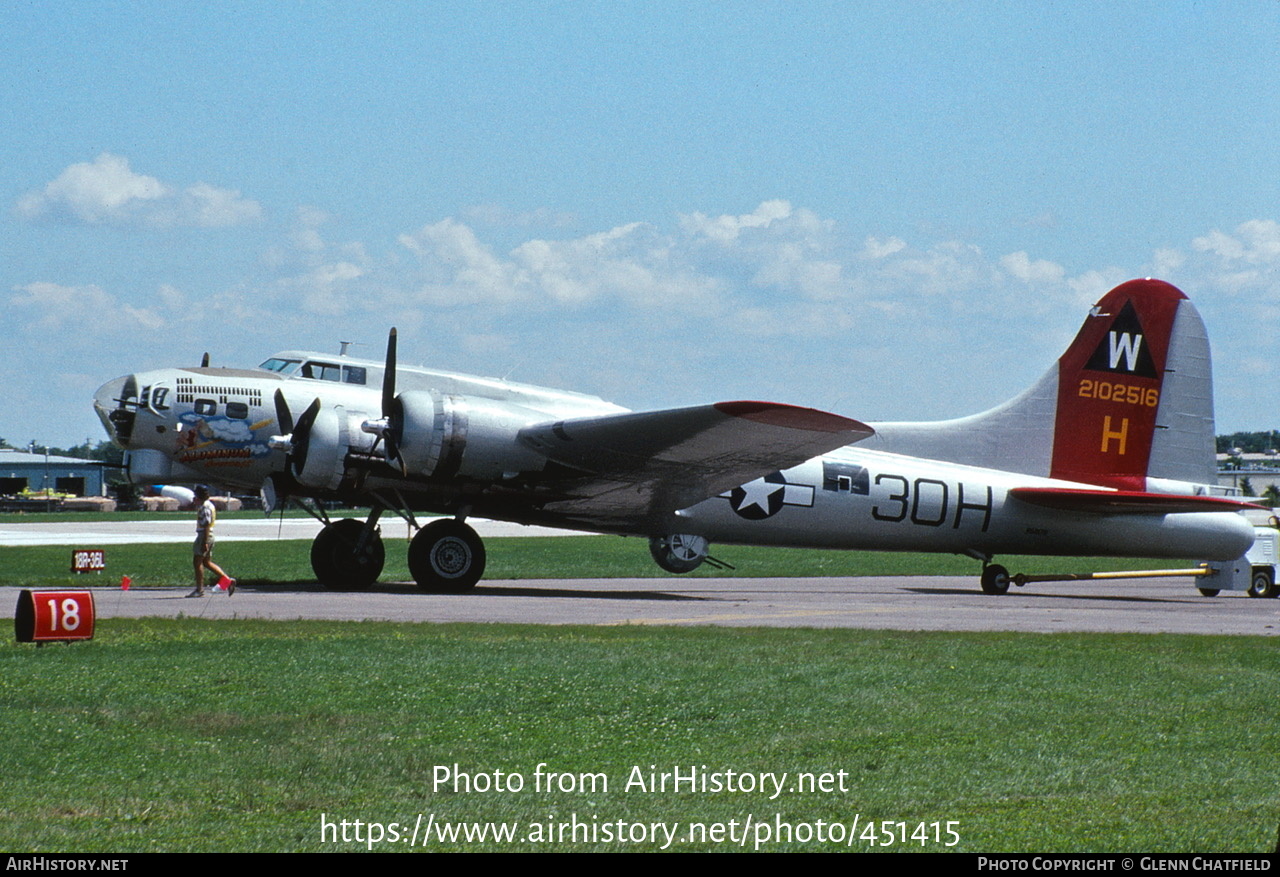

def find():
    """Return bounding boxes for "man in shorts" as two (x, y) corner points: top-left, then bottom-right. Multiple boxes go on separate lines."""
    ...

(188, 485), (236, 597)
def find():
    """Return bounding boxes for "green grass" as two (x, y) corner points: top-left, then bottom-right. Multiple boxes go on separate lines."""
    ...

(1, 620), (1277, 852)
(0, 536), (1199, 590)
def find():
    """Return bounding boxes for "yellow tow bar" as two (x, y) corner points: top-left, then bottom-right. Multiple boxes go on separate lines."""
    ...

(1011, 565), (1214, 587)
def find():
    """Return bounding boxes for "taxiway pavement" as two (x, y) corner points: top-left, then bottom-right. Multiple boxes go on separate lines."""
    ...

(4, 577), (1276, 636)
(6, 519), (1277, 635)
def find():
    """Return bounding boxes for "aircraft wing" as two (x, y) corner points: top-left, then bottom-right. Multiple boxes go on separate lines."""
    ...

(1008, 487), (1265, 515)
(519, 401), (873, 522)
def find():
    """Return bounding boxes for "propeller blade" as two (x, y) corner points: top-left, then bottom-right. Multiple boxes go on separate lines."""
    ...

(381, 328), (406, 474)
(274, 389), (294, 436)
(290, 397), (323, 476)
(382, 328), (397, 418)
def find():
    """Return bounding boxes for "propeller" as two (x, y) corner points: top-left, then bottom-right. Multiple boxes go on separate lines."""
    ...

(265, 389), (309, 512)
(269, 390), (321, 480)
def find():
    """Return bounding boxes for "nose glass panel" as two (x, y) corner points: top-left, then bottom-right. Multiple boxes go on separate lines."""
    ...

(93, 375), (138, 445)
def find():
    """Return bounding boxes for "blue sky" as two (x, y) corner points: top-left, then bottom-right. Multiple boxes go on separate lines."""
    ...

(5, 1), (1280, 448)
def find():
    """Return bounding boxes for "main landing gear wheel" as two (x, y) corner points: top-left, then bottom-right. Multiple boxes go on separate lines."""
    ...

(409, 519), (486, 592)
(649, 534), (709, 574)
(980, 563), (1010, 595)
(1247, 568), (1275, 599)
(311, 518), (384, 590)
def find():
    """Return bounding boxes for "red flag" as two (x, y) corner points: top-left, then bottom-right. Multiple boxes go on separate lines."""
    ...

(120, 576), (131, 591)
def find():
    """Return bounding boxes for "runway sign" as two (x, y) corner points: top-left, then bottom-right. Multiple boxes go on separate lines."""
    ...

(14, 590), (96, 644)
(71, 549), (106, 573)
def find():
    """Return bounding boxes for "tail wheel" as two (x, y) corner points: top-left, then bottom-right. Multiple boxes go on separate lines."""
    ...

(310, 518), (384, 590)
(980, 563), (1010, 595)
(409, 519), (486, 592)
(1247, 568), (1275, 599)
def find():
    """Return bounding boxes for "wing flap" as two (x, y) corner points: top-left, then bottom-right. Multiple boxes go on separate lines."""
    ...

(1009, 486), (1263, 514)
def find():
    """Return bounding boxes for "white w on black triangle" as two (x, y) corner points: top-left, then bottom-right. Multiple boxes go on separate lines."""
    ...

(1084, 300), (1158, 377)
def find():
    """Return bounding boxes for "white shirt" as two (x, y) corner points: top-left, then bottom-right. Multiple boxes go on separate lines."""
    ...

(196, 499), (216, 536)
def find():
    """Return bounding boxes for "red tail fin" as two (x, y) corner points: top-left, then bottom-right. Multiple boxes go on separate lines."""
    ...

(1049, 279), (1187, 489)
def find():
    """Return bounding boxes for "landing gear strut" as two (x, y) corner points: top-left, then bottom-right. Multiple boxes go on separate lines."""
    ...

(310, 518), (385, 589)
(409, 519), (486, 592)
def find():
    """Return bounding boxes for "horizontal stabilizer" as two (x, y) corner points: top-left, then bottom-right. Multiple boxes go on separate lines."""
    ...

(520, 401), (873, 519)
(1009, 487), (1264, 515)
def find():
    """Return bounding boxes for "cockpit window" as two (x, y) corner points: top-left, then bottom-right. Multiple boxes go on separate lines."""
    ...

(260, 357), (365, 384)
(300, 361), (342, 382)
(259, 358), (301, 375)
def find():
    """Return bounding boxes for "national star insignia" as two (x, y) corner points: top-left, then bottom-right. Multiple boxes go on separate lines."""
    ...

(723, 471), (815, 520)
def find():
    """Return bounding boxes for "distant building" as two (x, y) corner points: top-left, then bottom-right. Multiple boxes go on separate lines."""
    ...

(0, 449), (107, 497)
(1217, 452), (1280, 495)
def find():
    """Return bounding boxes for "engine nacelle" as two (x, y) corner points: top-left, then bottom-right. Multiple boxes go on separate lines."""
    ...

(394, 390), (548, 481)
(294, 404), (379, 491)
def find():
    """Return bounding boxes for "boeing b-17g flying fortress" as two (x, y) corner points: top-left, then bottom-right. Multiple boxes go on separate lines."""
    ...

(93, 279), (1260, 595)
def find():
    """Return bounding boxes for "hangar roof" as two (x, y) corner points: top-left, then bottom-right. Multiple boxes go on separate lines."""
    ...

(0, 449), (105, 467)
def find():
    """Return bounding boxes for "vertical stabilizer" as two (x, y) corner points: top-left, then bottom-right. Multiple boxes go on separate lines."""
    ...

(868, 279), (1218, 489)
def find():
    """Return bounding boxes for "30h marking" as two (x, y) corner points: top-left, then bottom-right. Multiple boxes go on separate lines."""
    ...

(870, 474), (993, 532)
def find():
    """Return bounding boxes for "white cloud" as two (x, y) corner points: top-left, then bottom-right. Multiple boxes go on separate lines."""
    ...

(1192, 220), (1280, 267)
(1192, 229), (1247, 262)
(11, 282), (116, 328)
(283, 261), (367, 317)
(390, 217), (727, 311)
(262, 208), (376, 315)
(1148, 248), (1185, 278)
(1067, 269), (1131, 306)
(16, 199), (1280, 447)
(513, 222), (724, 310)
(174, 182), (263, 228)
(15, 153), (262, 228)
(875, 240), (996, 297)
(10, 281), (168, 333)
(1184, 220), (1280, 298)
(399, 218), (522, 306)
(680, 199), (794, 245)
(751, 246), (845, 301)
(1000, 251), (1065, 284)
(353, 203), (1082, 339)
(861, 236), (908, 260)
